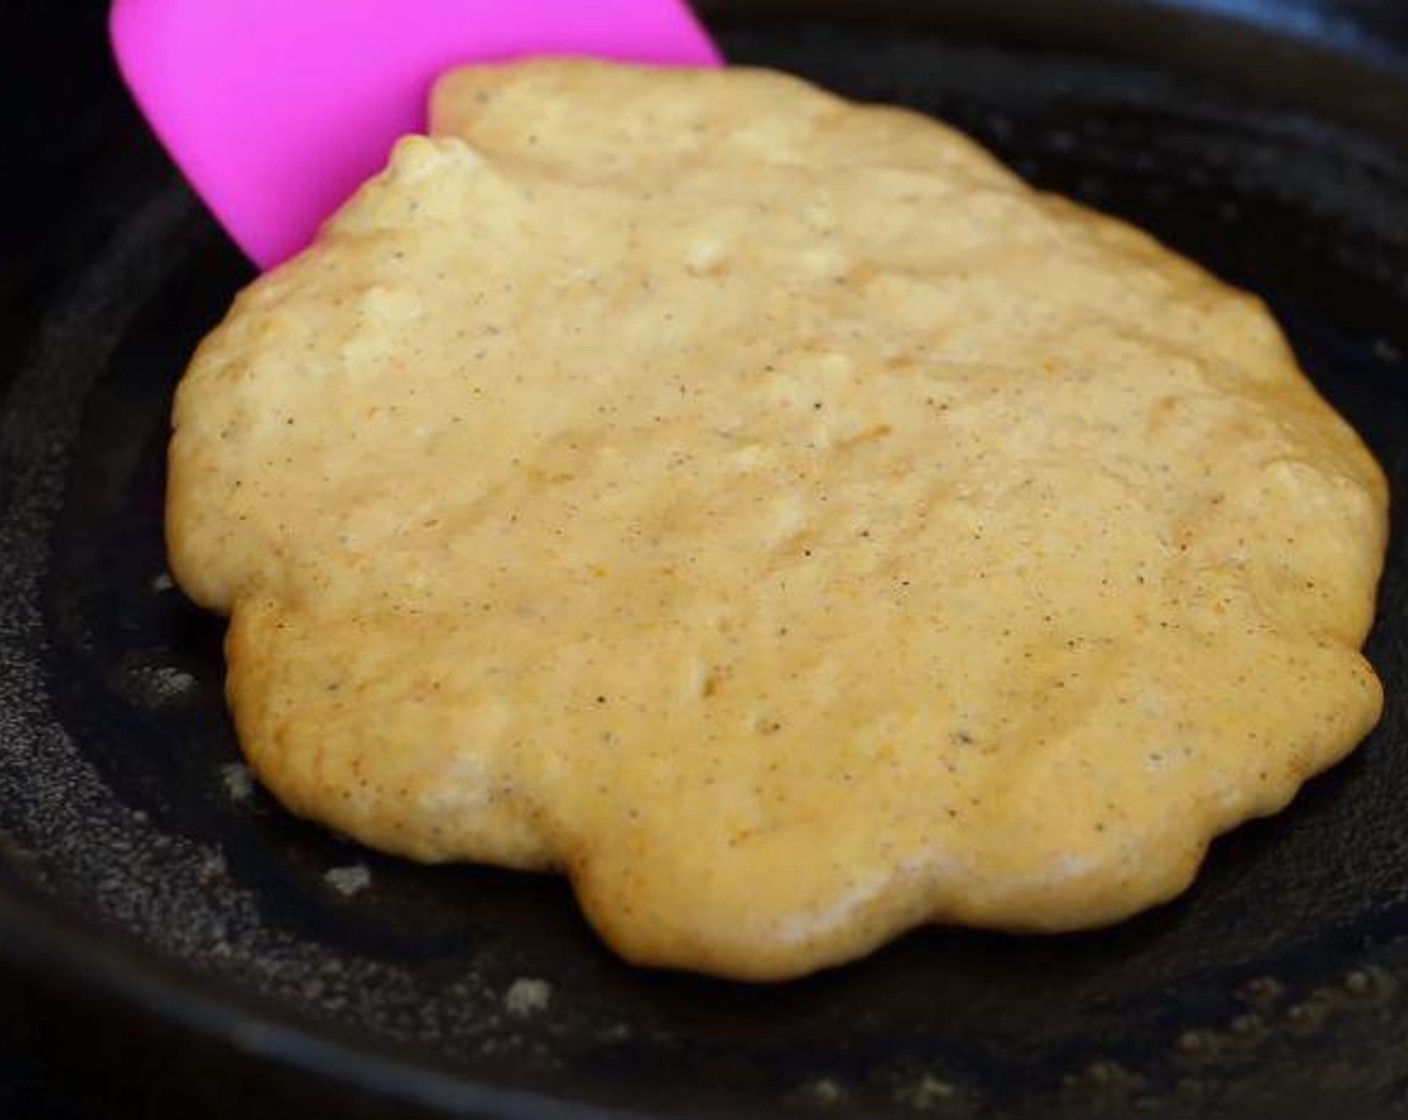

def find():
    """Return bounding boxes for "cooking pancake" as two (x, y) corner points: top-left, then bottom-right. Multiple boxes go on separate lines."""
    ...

(165, 59), (1388, 981)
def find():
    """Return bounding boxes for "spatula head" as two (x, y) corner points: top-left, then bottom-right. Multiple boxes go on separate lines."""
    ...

(110, 0), (720, 269)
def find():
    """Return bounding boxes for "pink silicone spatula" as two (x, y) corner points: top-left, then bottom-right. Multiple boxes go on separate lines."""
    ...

(110, 0), (721, 270)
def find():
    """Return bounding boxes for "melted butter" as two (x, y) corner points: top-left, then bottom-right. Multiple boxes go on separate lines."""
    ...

(168, 61), (1386, 980)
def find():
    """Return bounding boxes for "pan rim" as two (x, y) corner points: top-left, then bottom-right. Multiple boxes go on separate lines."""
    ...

(0, 872), (632, 1120)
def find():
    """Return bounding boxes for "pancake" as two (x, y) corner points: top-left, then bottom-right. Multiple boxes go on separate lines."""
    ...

(167, 60), (1388, 980)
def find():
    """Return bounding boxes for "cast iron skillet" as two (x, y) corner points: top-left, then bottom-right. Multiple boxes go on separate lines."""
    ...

(3, 1), (1408, 1117)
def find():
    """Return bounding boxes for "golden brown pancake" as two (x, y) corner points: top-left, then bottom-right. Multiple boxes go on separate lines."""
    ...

(167, 60), (1387, 980)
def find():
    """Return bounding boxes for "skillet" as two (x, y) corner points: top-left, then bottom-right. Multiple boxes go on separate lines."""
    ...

(2, 1), (1408, 1116)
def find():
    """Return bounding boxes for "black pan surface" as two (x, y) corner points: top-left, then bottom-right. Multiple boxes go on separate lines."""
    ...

(3, 2), (1408, 1117)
